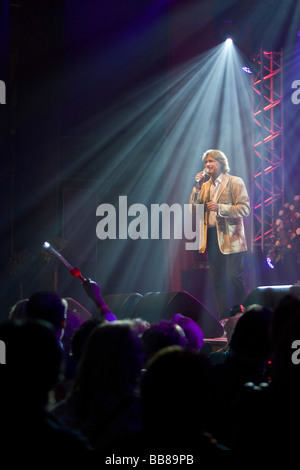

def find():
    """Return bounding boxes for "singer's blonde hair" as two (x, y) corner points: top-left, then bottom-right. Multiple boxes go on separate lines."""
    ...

(202, 149), (230, 174)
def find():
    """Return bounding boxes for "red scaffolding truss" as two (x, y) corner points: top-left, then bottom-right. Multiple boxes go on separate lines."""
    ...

(251, 49), (284, 252)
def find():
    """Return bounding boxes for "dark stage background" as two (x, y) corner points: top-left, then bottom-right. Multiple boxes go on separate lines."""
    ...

(0, 0), (299, 320)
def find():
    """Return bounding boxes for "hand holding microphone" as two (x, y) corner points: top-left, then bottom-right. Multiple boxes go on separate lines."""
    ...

(194, 168), (208, 189)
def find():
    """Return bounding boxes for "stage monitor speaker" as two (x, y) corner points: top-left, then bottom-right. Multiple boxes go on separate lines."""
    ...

(243, 285), (300, 310)
(132, 291), (223, 338)
(102, 293), (143, 320)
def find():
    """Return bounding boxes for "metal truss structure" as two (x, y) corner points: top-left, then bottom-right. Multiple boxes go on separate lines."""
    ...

(251, 49), (284, 252)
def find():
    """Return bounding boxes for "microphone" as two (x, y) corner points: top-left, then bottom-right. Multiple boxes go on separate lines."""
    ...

(194, 168), (208, 186)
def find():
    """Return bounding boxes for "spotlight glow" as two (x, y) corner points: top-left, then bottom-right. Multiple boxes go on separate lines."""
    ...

(266, 257), (275, 269)
(225, 37), (233, 46)
(242, 66), (252, 74)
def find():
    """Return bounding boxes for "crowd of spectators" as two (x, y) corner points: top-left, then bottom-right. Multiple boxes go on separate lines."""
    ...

(1, 278), (300, 452)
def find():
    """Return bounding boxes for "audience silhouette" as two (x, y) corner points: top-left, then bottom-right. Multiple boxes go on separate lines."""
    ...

(141, 319), (187, 360)
(50, 320), (144, 451)
(172, 313), (204, 352)
(139, 345), (227, 451)
(207, 304), (273, 446)
(0, 320), (91, 449)
(26, 291), (68, 343)
(3, 276), (300, 452)
(230, 294), (300, 450)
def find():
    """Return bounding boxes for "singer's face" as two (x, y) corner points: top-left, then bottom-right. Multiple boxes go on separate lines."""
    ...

(204, 156), (222, 180)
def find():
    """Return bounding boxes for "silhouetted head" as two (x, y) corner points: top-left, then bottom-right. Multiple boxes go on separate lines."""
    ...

(140, 346), (212, 445)
(272, 294), (300, 345)
(71, 318), (102, 365)
(0, 320), (63, 409)
(27, 291), (67, 339)
(8, 299), (29, 321)
(173, 314), (204, 351)
(229, 304), (273, 363)
(141, 320), (187, 359)
(72, 320), (144, 415)
(271, 294), (300, 379)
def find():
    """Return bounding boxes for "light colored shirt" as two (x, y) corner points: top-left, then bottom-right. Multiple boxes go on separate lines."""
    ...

(208, 173), (224, 227)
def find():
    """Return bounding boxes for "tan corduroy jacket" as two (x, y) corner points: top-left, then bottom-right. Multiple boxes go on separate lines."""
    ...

(189, 174), (250, 254)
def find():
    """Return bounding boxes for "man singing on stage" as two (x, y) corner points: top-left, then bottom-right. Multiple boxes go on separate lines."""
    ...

(189, 149), (250, 321)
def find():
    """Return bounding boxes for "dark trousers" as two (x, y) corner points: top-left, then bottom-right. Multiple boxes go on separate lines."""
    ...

(207, 227), (246, 319)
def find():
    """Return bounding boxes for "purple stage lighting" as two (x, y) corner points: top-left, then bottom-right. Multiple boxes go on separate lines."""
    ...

(266, 257), (275, 269)
(242, 66), (252, 74)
